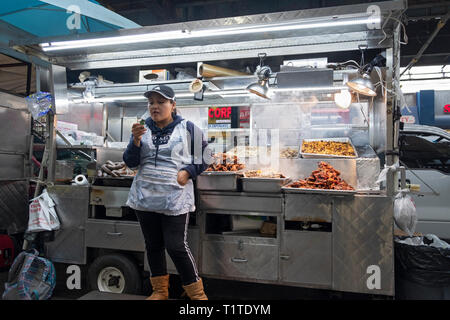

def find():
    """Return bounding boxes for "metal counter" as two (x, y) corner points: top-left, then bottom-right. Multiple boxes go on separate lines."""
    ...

(197, 189), (394, 296)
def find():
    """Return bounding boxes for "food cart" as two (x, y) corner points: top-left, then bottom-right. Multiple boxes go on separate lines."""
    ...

(12, 1), (406, 297)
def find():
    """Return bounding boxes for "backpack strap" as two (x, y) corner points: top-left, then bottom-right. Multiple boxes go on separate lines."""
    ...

(6, 251), (27, 283)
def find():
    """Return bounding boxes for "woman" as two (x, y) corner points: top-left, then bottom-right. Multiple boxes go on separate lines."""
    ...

(123, 85), (209, 300)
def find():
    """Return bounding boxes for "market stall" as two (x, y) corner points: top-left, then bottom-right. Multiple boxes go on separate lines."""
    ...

(12, 0), (406, 296)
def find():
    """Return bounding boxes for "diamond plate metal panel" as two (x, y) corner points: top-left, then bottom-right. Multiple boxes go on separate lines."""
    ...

(44, 185), (88, 264)
(0, 180), (29, 234)
(333, 195), (394, 296)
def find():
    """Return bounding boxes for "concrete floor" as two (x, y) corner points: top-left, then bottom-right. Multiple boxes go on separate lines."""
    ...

(0, 263), (391, 300)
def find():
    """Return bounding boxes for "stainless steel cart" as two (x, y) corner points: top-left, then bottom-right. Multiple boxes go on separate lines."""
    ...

(11, 0), (406, 297)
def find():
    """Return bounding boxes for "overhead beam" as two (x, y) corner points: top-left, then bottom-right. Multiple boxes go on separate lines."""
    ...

(401, 10), (450, 76)
(0, 63), (28, 68)
(39, 0), (141, 29)
(407, 1), (450, 9)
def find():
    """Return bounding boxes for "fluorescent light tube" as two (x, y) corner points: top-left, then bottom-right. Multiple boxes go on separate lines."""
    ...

(41, 14), (380, 51)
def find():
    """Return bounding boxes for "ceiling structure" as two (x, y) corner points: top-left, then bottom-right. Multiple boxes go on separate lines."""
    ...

(0, 0), (449, 95)
(95, 0), (450, 67)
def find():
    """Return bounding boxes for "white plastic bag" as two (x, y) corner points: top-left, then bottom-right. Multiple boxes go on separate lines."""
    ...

(27, 189), (60, 232)
(376, 163), (398, 185)
(424, 234), (450, 249)
(394, 192), (417, 236)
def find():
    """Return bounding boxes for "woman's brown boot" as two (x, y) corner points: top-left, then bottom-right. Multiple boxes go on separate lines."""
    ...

(182, 278), (208, 300)
(146, 274), (169, 300)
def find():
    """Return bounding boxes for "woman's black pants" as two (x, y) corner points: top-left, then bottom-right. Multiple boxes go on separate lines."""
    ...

(135, 210), (199, 286)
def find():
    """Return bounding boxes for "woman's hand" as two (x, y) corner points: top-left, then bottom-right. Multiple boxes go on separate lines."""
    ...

(177, 170), (190, 186)
(131, 123), (147, 147)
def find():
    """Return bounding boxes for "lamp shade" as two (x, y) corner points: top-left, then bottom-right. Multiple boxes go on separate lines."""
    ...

(246, 81), (270, 99)
(346, 73), (376, 97)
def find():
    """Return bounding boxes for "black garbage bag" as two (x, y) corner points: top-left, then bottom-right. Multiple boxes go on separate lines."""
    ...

(395, 237), (450, 287)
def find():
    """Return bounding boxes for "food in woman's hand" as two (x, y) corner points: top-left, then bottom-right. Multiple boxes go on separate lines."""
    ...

(301, 140), (356, 157)
(205, 153), (245, 172)
(286, 161), (354, 190)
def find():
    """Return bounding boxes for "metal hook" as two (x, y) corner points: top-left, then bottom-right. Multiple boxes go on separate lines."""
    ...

(258, 53), (267, 67)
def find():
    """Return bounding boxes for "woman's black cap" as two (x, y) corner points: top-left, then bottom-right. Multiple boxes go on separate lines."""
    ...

(144, 84), (176, 101)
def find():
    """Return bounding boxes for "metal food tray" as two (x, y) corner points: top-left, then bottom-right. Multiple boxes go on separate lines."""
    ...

(282, 186), (356, 196)
(300, 137), (358, 159)
(241, 177), (291, 193)
(197, 171), (243, 191)
(201, 171), (244, 175)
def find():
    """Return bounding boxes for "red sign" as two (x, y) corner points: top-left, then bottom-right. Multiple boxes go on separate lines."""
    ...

(208, 107), (232, 119)
(400, 115), (416, 124)
(239, 107), (250, 128)
(444, 104), (450, 113)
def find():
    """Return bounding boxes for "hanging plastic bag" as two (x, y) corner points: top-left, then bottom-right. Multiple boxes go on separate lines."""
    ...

(25, 91), (53, 119)
(27, 189), (60, 233)
(376, 163), (398, 185)
(394, 191), (417, 236)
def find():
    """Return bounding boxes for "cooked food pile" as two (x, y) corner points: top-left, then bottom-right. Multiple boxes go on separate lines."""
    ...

(301, 140), (356, 157)
(287, 161), (354, 190)
(280, 147), (299, 159)
(226, 146), (265, 158)
(244, 169), (286, 179)
(99, 161), (137, 177)
(206, 153), (245, 172)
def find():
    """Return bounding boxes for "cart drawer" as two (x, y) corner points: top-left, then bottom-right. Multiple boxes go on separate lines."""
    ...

(90, 186), (129, 207)
(85, 220), (145, 252)
(200, 194), (282, 213)
(280, 230), (332, 287)
(202, 238), (278, 280)
(284, 193), (332, 222)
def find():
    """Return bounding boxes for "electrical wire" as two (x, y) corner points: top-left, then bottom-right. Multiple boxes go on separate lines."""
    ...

(356, 93), (370, 126)
(378, 11), (408, 45)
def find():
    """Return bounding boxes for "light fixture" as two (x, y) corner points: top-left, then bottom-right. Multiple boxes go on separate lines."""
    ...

(345, 46), (379, 97)
(40, 13), (380, 51)
(247, 81), (270, 99)
(246, 53), (273, 100)
(346, 73), (377, 97)
(334, 89), (352, 109)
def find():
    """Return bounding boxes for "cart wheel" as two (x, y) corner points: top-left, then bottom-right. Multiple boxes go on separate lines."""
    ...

(88, 254), (142, 294)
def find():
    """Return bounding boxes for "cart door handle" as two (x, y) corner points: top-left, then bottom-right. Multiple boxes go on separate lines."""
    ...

(280, 255), (290, 260)
(106, 232), (123, 237)
(231, 258), (248, 263)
